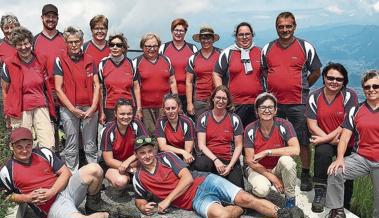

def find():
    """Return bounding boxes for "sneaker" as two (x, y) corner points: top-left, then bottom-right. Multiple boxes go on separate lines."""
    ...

(300, 172), (313, 191)
(85, 192), (113, 214)
(327, 208), (346, 218)
(312, 187), (326, 213)
(285, 196), (296, 208)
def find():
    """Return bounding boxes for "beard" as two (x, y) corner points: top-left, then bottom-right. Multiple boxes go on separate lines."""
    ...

(43, 21), (57, 31)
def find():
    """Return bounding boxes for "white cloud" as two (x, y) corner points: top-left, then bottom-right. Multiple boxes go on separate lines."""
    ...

(374, 1), (379, 12)
(326, 5), (344, 14)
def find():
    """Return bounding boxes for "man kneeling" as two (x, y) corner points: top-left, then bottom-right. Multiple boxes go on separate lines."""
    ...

(0, 127), (109, 218)
(133, 136), (302, 218)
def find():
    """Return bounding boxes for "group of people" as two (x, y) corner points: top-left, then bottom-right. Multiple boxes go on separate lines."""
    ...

(0, 3), (378, 218)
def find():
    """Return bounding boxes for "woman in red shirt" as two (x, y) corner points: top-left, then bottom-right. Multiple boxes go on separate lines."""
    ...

(1, 27), (55, 149)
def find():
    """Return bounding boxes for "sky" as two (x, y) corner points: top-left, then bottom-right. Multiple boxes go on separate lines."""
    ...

(1, 0), (379, 49)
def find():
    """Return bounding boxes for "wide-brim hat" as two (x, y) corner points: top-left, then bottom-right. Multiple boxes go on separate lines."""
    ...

(192, 26), (220, 42)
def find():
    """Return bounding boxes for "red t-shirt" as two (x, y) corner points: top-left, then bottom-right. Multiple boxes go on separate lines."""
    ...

(244, 118), (297, 169)
(0, 148), (65, 218)
(197, 111), (243, 161)
(83, 40), (110, 67)
(0, 39), (17, 65)
(261, 38), (322, 104)
(133, 54), (174, 108)
(160, 41), (197, 95)
(99, 57), (136, 109)
(186, 48), (221, 101)
(214, 46), (263, 104)
(155, 114), (195, 149)
(33, 32), (66, 91)
(343, 102), (379, 162)
(133, 152), (206, 210)
(306, 87), (358, 147)
(100, 119), (147, 161)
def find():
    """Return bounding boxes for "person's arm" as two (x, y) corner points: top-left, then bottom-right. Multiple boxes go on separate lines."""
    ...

(308, 118), (342, 145)
(133, 80), (142, 119)
(253, 137), (300, 162)
(186, 73), (195, 115)
(98, 83), (106, 124)
(102, 151), (123, 169)
(197, 131), (226, 174)
(307, 68), (321, 87)
(328, 128), (352, 175)
(157, 168), (194, 213)
(157, 137), (194, 164)
(119, 154), (138, 174)
(213, 72), (222, 87)
(135, 198), (157, 215)
(169, 75), (178, 94)
(84, 74), (100, 119)
(221, 134), (242, 176)
(245, 147), (283, 193)
(55, 75), (85, 118)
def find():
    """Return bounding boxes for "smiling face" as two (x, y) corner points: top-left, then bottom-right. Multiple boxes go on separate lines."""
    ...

(257, 99), (277, 121)
(143, 37), (159, 60)
(1, 23), (17, 40)
(276, 17), (296, 42)
(164, 98), (180, 121)
(91, 23), (107, 42)
(213, 90), (228, 111)
(109, 37), (125, 57)
(41, 12), (58, 31)
(171, 24), (186, 42)
(363, 77), (379, 103)
(115, 104), (133, 126)
(15, 38), (32, 61)
(236, 25), (253, 49)
(66, 34), (83, 56)
(200, 34), (214, 50)
(324, 69), (345, 93)
(12, 139), (33, 163)
(135, 145), (157, 168)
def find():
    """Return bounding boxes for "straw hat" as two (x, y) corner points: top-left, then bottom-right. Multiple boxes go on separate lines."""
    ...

(192, 26), (220, 42)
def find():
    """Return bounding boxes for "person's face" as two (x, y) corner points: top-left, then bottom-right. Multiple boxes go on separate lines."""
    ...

(115, 105), (133, 126)
(200, 34), (214, 50)
(276, 17), (296, 41)
(363, 77), (379, 102)
(143, 38), (159, 60)
(213, 90), (228, 110)
(164, 99), (179, 121)
(41, 12), (58, 31)
(135, 145), (156, 167)
(109, 37), (125, 57)
(1, 23), (17, 40)
(236, 26), (253, 49)
(12, 139), (33, 163)
(91, 23), (107, 42)
(15, 38), (32, 60)
(324, 69), (345, 93)
(66, 35), (83, 55)
(257, 99), (277, 121)
(171, 25), (186, 42)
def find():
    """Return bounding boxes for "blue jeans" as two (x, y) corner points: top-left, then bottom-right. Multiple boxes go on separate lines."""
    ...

(193, 174), (242, 218)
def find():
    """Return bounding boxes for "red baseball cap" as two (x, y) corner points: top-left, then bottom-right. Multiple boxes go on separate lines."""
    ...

(10, 127), (33, 143)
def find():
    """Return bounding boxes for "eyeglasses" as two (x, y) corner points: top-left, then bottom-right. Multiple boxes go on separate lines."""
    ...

(363, 84), (379, 91)
(93, 27), (107, 32)
(109, 42), (123, 48)
(237, 33), (252, 38)
(215, 96), (228, 101)
(144, 45), (159, 50)
(277, 25), (294, 30)
(67, 40), (81, 45)
(326, 76), (344, 83)
(258, 105), (276, 112)
(173, 29), (186, 33)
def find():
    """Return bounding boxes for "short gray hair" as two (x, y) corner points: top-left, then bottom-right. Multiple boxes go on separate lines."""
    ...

(361, 70), (379, 87)
(1, 14), (20, 30)
(139, 33), (161, 49)
(10, 27), (33, 46)
(63, 26), (84, 41)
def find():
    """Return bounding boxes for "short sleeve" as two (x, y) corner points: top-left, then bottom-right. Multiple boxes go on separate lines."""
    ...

(231, 113), (243, 136)
(154, 118), (166, 138)
(53, 57), (63, 76)
(214, 49), (230, 78)
(305, 92), (318, 120)
(133, 173), (148, 200)
(182, 116), (195, 141)
(342, 106), (357, 131)
(186, 54), (195, 74)
(161, 152), (187, 176)
(196, 112), (208, 133)
(99, 124), (114, 152)
(280, 120), (297, 142)
(244, 124), (256, 148)
(0, 63), (10, 83)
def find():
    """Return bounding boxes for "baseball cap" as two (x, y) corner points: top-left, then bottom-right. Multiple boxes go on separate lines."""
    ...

(134, 136), (156, 151)
(10, 127), (33, 143)
(42, 4), (58, 15)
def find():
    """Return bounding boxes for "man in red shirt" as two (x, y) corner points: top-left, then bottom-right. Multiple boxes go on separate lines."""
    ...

(133, 135), (302, 218)
(0, 128), (111, 218)
(261, 11), (322, 191)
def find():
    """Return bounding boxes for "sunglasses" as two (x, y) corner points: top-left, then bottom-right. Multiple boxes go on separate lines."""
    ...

(326, 76), (344, 83)
(363, 84), (379, 90)
(135, 137), (154, 145)
(109, 42), (123, 48)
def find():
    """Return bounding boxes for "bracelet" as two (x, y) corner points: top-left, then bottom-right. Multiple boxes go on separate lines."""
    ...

(213, 157), (219, 162)
(9, 194), (15, 202)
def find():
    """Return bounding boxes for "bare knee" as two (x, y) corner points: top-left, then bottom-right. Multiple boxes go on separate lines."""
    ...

(111, 176), (129, 189)
(80, 163), (103, 184)
(208, 207), (231, 218)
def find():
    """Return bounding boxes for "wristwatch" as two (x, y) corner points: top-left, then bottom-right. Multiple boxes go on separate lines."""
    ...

(267, 150), (272, 156)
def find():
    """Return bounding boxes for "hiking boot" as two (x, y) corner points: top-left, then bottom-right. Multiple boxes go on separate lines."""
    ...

(277, 207), (305, 218)
(327, 208), (346, 218)
(85, 192), (113, 214)
(312, 186), (326, 213)
(300, 172), (313, 191)
(284, 196), (296, 208)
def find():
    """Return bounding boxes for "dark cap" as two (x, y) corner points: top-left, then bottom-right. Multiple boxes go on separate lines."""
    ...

(10, 127), (33, 144)
(134, 136), (156, 151)
(42, 4), (58, 15)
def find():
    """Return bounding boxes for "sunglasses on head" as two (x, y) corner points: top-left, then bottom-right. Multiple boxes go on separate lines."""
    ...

(363, 84), (379, 90)
(326, 76), (344, 83)
(136, 137), (154, 145)
(109, 42), (123, 48)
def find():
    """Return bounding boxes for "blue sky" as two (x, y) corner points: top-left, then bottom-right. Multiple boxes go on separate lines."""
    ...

(1, 0), (378, 48)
